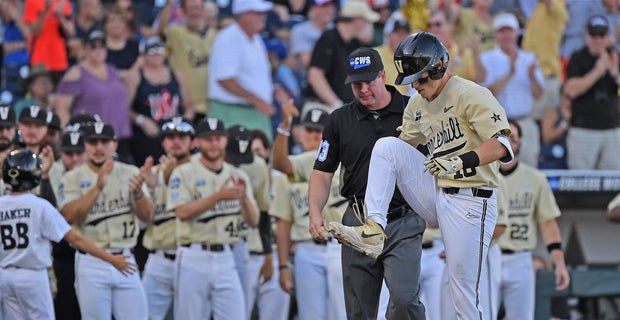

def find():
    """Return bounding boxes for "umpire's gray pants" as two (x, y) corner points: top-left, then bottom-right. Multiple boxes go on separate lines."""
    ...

(341, 206), (426, 320)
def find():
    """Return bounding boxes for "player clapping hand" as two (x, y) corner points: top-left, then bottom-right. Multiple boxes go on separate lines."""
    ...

(140, 156), (158, 189)
(217, 176), (247, 200)
(96, 158), (114, 190)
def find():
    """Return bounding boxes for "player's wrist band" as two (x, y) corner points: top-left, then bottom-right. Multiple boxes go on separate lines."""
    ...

(278, 264), (289, 270)
(276, 126), (291, 137)
(458, 150), (480, 168)
(547, 242), (562, 253)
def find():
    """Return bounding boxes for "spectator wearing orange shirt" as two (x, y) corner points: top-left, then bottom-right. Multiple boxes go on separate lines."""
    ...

(23, 0), (75, 79)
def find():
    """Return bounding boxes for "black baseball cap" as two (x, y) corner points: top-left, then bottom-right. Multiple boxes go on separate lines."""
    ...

(345, 47), (384, 84)
(226, 125), (254, 165)
(586, 15), (609, 35)
(195, 117), (226, 137)
(46, 111), (61, 131)
(161, 117), (195, 137)
(67, 112), (102, 132)
(81, 122), (116, 141)
(84, 29), (106, 44)
(61, 131), (85, 152)
(0, 104), (16, 127)
(302, 108), (329, 130)
(18, 105), (48, 125)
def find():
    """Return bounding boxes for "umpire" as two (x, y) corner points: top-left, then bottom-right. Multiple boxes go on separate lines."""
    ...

(308, 47), (426, 319)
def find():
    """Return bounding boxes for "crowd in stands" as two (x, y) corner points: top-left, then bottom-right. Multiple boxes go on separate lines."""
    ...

(0, 0), (617, 171)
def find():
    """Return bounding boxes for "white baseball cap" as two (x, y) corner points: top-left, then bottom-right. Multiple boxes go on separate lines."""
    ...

(492, 12), (519, 31)
(339, 0), (380, 23)
(232, 0), (273, 15)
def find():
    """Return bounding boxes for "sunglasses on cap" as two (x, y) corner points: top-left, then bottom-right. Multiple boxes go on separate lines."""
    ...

(161, 118), (195, 135)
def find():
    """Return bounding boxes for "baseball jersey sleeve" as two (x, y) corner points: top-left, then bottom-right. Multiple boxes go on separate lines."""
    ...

(290, 151), (317, 182)
(462, 85), (511, 140)
(58, 169), (84, 209)
(166, 164), (193, 212)
(41, 200), (72, 243)
(399, 99), (425, 147)
(313, 114), (341, 173)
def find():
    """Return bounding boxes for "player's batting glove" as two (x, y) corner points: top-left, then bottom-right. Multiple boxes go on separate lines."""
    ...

(424, 156), (463, 177)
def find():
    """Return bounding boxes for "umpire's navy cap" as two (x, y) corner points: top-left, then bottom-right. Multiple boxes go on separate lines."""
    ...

(18, 105), (48, 125)
(0, 104), (16, 127)
(195, 117), (226, 137)
(302, 108), (329, 130)
(81, 122), (116, 141)
(345, 47), (384, 85)
(226, 125), (254, 165)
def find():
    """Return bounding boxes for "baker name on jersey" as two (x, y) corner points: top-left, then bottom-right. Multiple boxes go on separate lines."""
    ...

(426, 116), (465, 155)
(90, 190), (131, 214)
(509, 192), (534, 211)
(0, 208), (31, 221)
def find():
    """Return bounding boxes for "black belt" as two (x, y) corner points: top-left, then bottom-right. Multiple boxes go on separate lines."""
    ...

(249, 251), (264, 255)
(501, 249), (515, 254)
(442, 187), (493, 198)
(149, 250), (176, 261)
(387, 204), (413, 223)
(422, 242), (433, 249)
(313, 236), (333, 246)
(181, 243), (230, 252)
(78, 248), (131, 255)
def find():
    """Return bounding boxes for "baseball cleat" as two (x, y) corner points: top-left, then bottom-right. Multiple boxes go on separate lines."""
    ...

(329, 219), (385, 259)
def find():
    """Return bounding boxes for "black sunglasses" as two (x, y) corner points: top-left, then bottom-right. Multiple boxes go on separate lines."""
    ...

(417, 76), (430, 84)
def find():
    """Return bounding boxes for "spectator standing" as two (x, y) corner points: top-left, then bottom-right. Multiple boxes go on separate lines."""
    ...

(454, 0), (496, 52)
(103, 6), (140, 80)
(564, 15), (620, 170)
(159, 0), (217, 123)
(14, 64), (55, 118)
(68, 0), (104, 63)
(303, 0), (379, 115)
(539, 86), (570, 169)
(521, 0), (569, 121)
(129, 35), (192, 166)
(289, 0), (336, 95)
(52, 30), (133, 163)
(1, 0), (30, 104)
(375, 11), (412, 95)
(23, 0), (75, 78)
(480, 12), (544, 167)
(209, 0), (275, 139)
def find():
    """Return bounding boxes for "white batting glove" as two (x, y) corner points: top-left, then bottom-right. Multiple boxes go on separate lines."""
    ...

(423, 156), (463, 177)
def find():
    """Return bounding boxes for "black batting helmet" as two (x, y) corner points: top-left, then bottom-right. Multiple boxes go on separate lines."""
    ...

(2, 148), (42, 192)
(394, 32), (449, 85)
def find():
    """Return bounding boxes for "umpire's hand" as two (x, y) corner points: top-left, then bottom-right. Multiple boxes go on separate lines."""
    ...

(308, 210), (329, 241)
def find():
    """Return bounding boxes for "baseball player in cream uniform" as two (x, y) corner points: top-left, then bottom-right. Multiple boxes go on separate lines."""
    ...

(496, 119), (570, 319)
(140, 117), (195, 319)
(225, 125), (290, 320)
(167, 117), (259, 320)
(0, 148), (135, 320)
(58, 122), (154, 320)
(329, 33), (514, 319)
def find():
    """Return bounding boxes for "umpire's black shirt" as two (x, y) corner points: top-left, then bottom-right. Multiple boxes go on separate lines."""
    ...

(314, 85), (409, 211)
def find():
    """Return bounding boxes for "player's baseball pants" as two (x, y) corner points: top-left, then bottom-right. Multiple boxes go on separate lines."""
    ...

(500, 250), (535, 320)
(75, 249), (147, 320)
(0, 267), (54, 320)
(420, 240), (445, 320)
(365, 137), (498, 320)
(174, 244), (245, 320)
(142, 250), (177, 320)
(294, 239), (346, 320)
(244, 253), (290, 320)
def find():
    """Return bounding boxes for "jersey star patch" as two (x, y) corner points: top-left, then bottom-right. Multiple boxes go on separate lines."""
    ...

(491, 113), (501, 122)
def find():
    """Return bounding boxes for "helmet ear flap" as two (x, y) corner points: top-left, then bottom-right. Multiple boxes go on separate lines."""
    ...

(429, 52), (449, 80)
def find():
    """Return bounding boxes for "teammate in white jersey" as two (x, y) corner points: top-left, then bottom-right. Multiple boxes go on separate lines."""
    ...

(140, 117), (194, 319)
(167, 117), (259, 320)
(329, 32), (514, 319)
(497, 119), (569, 319)
(58, 122), (154, 320)
(0, 148), (135, 320)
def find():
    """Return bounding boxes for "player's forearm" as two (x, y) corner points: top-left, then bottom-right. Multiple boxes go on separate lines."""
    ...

(275, 219), (292, 268)
(272, 132), (294, 176)
(308, 170), (333, 217)
(61, 187), (102, 224)
(174, 193), (221, 221)
(38, 178), (57, 208)
(64, 230), (115, 262)
(132, 194), (154, 222)
(539, 219), (562, 245)
(472, 138), (509, 166)
(240, 197), (259, 227)
(564, 69), (605, 99)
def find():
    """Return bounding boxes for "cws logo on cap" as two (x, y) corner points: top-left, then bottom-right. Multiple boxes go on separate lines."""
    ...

(345, 47), (384, 84)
